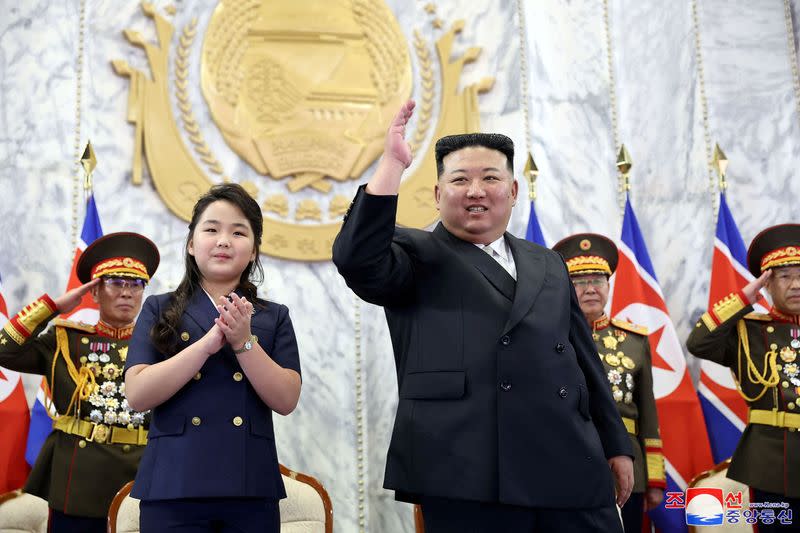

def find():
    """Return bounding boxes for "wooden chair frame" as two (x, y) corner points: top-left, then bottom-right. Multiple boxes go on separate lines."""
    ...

(107, 465), (333, 533)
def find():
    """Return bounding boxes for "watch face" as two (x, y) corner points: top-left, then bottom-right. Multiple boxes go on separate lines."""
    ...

(245, 340), (252, 350)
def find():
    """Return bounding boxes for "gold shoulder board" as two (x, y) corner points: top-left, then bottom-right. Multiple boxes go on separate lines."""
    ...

(611, 318), (649, 336)
(51, 318), (96, 333)
(743, 312), (771, 322)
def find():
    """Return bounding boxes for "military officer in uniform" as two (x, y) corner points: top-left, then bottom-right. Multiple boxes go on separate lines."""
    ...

(0, 232), (159, 532)
(554, 233), (665, 532)
(687, 223), (800, 531)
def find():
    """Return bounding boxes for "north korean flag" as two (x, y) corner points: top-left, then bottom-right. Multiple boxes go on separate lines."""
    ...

(609, 196), (714, 532)
(0, 273), (31, 491)
(698, 193), (768, 464)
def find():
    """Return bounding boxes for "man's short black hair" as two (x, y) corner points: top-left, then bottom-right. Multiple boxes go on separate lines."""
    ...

(434, 133), (515, 177)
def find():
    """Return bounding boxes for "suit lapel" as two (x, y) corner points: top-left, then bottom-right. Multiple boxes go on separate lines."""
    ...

(434, 223), (515, 301)
(184, 288), (219, 333)
(503, 234), (546, 334)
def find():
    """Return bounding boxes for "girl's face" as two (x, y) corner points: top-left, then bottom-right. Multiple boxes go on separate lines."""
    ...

(188, 200), (257, 285)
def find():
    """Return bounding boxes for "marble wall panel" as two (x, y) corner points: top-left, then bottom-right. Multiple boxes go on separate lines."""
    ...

(1, 1), (799, 531)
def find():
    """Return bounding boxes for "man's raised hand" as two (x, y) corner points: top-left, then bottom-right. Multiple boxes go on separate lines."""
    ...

(53, 278), (102, 314)
(384, 100), (415, 169)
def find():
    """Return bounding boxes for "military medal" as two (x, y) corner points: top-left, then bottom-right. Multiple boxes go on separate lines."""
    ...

(88, 353), (99, 362)
(624, 392), (633, 404)
(603, 335), (618, 350)
(606, 354), (621, 367)
(592, 333), (600, 341)
(612, 388), (624, 402)
(621, 356), (635, 370)
(780, 347), (797, 364)
(607, 369), (622, 386)
(99, 353), (111, 363)
(791, 328), (800, 349)
(626, 373), (634, 390)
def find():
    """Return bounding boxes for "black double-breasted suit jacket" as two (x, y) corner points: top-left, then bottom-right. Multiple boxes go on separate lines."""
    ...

(332, 187), (632, 509)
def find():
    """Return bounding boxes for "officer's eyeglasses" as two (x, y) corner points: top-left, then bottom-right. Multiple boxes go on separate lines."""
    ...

(572, 278), (608, 289)
(102, 277), (146, 294)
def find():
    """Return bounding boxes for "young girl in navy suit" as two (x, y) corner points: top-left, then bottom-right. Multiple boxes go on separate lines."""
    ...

(125, 183), (302, 532)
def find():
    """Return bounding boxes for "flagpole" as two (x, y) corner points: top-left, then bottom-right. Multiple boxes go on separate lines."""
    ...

(616, 144), (632, 218)
(712, 143), (727, 193)
(80, 140), (97, 202)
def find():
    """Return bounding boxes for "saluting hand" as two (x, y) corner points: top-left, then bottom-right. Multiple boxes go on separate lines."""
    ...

(215, 293), (254, 351)
(53, 278), (101, 314)
(742, 270), (771, 305)
(384, 99), (415, 169)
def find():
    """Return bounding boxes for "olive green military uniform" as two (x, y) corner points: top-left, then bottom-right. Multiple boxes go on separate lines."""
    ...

(0, 294), (150, 517)
(591, 314), (666, 493)
(687, 293), (800, 497)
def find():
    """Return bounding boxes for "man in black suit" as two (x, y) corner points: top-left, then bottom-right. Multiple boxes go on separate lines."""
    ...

(332, 101), (633, 532)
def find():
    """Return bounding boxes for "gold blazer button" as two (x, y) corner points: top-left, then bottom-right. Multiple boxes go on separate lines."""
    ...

(232, 416), (243, 427)
(181, 332), (190, 341)
(191, 416), (201, 426)
(233, 372), (243, 382)
(194, 372), (202, 380)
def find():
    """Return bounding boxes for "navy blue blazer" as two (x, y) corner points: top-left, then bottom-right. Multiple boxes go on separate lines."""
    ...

(333, 187), (632, 509)
(125, 289), (301, 501)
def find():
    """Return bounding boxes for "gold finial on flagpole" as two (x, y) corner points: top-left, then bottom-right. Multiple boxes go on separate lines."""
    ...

(712, 143), (728, 191)
(524, 152), (539, 201)
(616, 144), (632, 191)
(80, 141), (97, 196)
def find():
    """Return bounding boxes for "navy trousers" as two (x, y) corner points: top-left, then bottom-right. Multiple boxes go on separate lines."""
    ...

(139, 498), (280, 533)
(751, 489), (800, 532)
(419, 495), (623, 533)
(48, 509), (105, 533)
(620, 492), (643, 533)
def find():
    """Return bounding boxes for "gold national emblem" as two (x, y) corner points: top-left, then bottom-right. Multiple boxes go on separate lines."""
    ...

(579, 239), (591, 251)
(113, 1), (495, 260)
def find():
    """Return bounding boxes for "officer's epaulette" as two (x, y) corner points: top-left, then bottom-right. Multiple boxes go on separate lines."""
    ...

(51, 318), (96, 333)
(611, 318), (649, 336)
(743, 312), (771, 322)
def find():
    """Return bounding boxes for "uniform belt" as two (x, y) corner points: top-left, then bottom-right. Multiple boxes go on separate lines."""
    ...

(622, 416), (637, 435)
(53, 415), (148, 445)
(749, 409), (800, 429)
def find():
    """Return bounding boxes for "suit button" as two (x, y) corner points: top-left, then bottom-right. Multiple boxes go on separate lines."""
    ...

(233, 372), (243, 382)
(122, 445), (131, 453)
(233, 416), (244, 427)
(500, 381), (512, 391)
(500, 335), (511, 346)
(191, 416), (201, 426)
(558, 387), (568, 398)
(78, 440), (87, 448)
(556, 343), (565, 353)
(181, 332), (190, 341)
(193, 372), (202, 380)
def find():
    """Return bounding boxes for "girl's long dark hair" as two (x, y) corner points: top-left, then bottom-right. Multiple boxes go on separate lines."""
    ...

(151, 183), (264, 354)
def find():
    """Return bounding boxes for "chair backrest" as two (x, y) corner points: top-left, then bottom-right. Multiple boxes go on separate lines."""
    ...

(279, 464), (333, 533)
(107, 481), (136, 533)
(0, 490), (49, 533)
(687, 459), (754, 533)
(107, 465), (333, 533)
